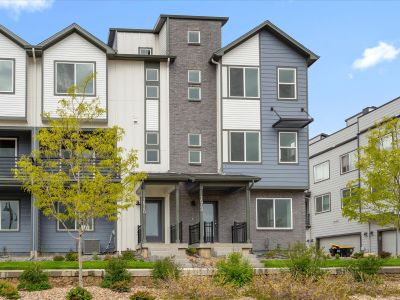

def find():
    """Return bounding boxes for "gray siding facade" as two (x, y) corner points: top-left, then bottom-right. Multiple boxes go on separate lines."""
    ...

(223, 29), (309, 189)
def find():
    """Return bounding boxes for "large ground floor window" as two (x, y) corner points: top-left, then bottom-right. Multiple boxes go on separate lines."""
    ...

(256, 198), (292, 229)
(0, 200), (19, 231)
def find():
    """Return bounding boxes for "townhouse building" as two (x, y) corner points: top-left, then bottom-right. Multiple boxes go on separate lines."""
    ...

(307, 97), (400, 255)
(0, 15), (318, 257)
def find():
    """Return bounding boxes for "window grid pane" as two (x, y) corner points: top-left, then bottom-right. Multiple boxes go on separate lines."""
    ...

(188, 87), (201, 100)
(188, 31), (200, 44)
(314, 161), (329, 182)
(257, 199), (274, 228)
(56, 63), (74, 94)
(275, 199), (291, 228)
(0, 60), (13, 92)
(146, 86), (159, 98)
(279, 132), (297, 163)
(246, 132), (259, 162)
(146, 149), (159, 162)
(230, 132), (245, 162)
(189, 151), (201, 164)
(188, 134), (201, 146)
(0, 201), (18, 231)
(278, 68), (296, 99)
(229, 68), (244, 97)
(245, 68), (259, 97)
(76, 63), (94, 94)
(146, 69), (159, 81)
(188, 70), (201, 83)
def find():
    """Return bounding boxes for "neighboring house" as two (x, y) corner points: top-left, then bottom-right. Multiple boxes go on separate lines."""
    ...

(307, 97), (400, 255)
(0, 15), (318, 257)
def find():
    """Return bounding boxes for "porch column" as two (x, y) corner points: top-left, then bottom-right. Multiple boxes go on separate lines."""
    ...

(246, 183), (251, 243)
(141, 183), (147, 243)
(199, 184), (204, 243)
(175, 184), (180, 243)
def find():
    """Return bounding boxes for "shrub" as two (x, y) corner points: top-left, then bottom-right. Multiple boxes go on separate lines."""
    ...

(0, 281), (19, 299)
(91, 252), (100, 261)
(186, 247), (197, 256)
(109, 280), (130, 293)
(101, 257), (131, 290)
(66, 286), (92, 300)
(103, 254), (114, 261)
(17, 263), (51, 291)
(121, 249), (136, 261)
(130, 290), (156, 300)
(287, 241), (326, 280)
(351, 251), (364, 259)
(214, 252), (253, 287)
(335, 253), (340, 260)
(151, 257), (180, 281)
(53, 255), (65, 261)
(379, 251), (391, 259)
(65, 251), (78, 262)
(347, 256), (383, 282)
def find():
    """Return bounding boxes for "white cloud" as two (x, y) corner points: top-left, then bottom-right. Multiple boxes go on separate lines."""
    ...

(0, 0), (53, 18)
(352, 41), (400, 70)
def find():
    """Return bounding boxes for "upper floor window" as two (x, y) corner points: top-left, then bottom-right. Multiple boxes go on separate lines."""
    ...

(315, 193), (330, 214)
(188, 133), (201, 147)
(340, 150), (357, 174)
(146, 132), (159, 146)
(188, 70), (201, 84)
(0, 138), (17, 157)
(188, 87), (201, 101)
(313, 161), (329, 183)
(0, 59), (14, 93)
(278, 68), (296, 100)
(146, 86), (159, 98)
(139, 47), (153, 55)
(57, 202), (94, 231)
(229, 131), (260, 163)
(381, 134), (392, 150)
(229, 67), (259, 98)
(0, 200), (19, 231)
(146, 69), (159, 82)
(256, 198), (292, 229)
(55, 62), (95, 95)
(187, 31), (200, 44)
(146, 149), (159, 163)
(279, 132), (297, 163)
(188, 150), (201, 165)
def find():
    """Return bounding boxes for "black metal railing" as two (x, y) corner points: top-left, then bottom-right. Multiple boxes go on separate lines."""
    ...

(0, 157), (20, 179)
(189, 222), (200, 245)
(137, 225), (142, 244)
(204, 221), (214, 243)
(170, 221), (183, 243)
(232, 222), (247, 243)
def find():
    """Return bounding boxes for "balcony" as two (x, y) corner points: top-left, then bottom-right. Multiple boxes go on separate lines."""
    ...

(0, 157), (20, 183)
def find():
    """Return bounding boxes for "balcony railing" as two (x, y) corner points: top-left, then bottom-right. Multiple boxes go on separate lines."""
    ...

(189, 222), (200, 245)
(232, 222), (247, 243)
(170, 221), (183, 243)
(137, 225), (142, 244)
(0, 157), (20, 179)
(204, 221), (214, 243)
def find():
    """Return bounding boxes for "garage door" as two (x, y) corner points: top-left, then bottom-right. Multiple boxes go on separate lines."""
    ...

(318, 234), (360, 253)
(381, 231), (399, 256)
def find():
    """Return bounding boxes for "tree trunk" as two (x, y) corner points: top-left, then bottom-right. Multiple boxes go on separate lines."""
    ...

(78, 229), (83, 288)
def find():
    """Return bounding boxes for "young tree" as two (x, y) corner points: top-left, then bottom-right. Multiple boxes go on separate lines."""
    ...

(14, 75), (145, 287)
(342, 117), (400, 256)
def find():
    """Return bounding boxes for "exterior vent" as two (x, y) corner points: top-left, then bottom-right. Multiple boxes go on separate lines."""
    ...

(82, 239), (100, 254)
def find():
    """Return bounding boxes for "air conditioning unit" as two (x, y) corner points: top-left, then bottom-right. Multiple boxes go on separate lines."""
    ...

(82, 239), (100, 254)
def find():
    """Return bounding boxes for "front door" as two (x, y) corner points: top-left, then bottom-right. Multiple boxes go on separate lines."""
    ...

(204, 202), (218, 242)
(146, 199), (163, 242)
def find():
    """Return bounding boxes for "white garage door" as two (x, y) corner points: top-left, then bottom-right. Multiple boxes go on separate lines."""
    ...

(381, 231), (399, 256)
(319, 234), (360, 253)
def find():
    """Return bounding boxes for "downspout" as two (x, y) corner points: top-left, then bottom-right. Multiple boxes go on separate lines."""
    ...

(210, 58), (222, 173)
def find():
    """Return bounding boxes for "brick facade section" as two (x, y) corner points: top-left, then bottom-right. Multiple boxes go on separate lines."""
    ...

(168, 19), (221, 173)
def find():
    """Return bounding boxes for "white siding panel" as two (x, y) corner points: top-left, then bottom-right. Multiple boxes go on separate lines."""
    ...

(42, 33), (107, 119)
(0, 33), (26, 118)
(116, 32), (159, 55)
(221, 66), (227, 98)
(159, 24), (167, 55)
(222, 131), (228, 163)
(222, 99), (260, 130)
(358, 98), (400, 132)
(222, 34), (259, 66)
(146, 100), (159, 131)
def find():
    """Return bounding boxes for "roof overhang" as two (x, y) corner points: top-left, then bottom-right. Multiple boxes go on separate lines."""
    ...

(107, 54), (176, 62)
(0, 25), (29, 48)
(272, 117), (313, 129)
(154, 14), (229, 32)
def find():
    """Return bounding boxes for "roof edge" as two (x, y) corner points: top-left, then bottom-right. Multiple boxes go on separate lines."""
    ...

(0, 24), (29, 48)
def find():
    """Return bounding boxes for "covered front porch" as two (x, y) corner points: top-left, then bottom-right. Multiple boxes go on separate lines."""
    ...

(136, 173), (259, 258)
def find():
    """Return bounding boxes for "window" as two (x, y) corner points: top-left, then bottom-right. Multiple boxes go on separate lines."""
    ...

(279, 132), (297, 163)
(188, 150), (201, 164)
(381, 134), (392, 150)
(315, 193), (330, 213)
(0, 59), (14, 93)
(187, 31), (200, 44)
(256, 198), (292, 229)
(313, 161), (330, 183)
(139, 47), (152, 55)
(188, 87), (201, 101)
(146, 149), (159, 163)
(340, 150), (357, 174)
(146, 69), (159, 81)
(57, 203), (94, 231)
(55, 62), (95, 95)
(146, 132), (159, 146)
(188, 133), (201, 147)
(188, 70), (201, 84)
(229, 67), (259, 98)
(278, 68), (296, 99)
(341, 187), (356, 208)
(0, 138), (17, 157)
(146, 86), (159, 98)
(229, 131), (260, 162)
(0, 200), (19, 231)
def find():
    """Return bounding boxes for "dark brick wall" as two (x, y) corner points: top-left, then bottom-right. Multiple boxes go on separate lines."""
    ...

(168, 19), (221, 173)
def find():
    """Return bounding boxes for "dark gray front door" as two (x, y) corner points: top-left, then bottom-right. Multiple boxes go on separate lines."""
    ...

(204, 202), (218, 242)
(146, 199), (162, 242)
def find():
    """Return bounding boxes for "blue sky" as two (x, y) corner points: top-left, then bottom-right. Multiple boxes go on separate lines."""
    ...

(1, 0), (400, 137)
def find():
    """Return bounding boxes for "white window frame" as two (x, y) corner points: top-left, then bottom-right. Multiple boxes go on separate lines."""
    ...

(187, 31), (200, 44)
(0, 59), (14, 93)
(278, 131), (298, 164)
(188, 150), (202, 164)
(0, 137), (17, 157)
(188, 70), (201, 84)
(188, 87), (201, 101)
(277, 67), (297, 100)
(188, 133), (201, 147)
(0, 200), (19, 231)
(146, 149), (159, 163)
(229, 131), (261, 163)
(228, 66), (260, 98)
(314, 193), (331, 214)
(313, 161), (330, 183)
(55, 62), (95, 96)
(146, 85), (159, 99)
(340, 150), (357, 174)
(256, 198), (293, 230)
(146, 132), (159, 146)
(139, 47), (153, 55)
(57, 202), (94, 232)
(146, 68), (159, 82)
